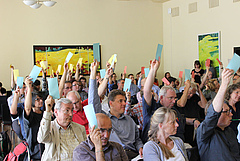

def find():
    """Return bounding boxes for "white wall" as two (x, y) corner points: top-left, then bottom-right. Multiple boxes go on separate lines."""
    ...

(0, 0), (163, 90)
(163, 0), (240, 79)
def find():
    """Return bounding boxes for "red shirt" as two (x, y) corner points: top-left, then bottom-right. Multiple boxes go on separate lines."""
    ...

(72, 102), (89, 134)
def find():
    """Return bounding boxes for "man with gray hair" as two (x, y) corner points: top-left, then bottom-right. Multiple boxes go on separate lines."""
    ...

(142, 58), (202, 144)
(66, 90), (89, 134)
(37, 96), (87, 161)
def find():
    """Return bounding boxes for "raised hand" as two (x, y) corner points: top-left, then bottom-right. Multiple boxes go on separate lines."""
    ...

(45, 95), (54, 112)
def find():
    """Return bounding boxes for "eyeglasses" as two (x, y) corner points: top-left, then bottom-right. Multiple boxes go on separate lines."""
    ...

(165, 97), (177, 101)
(222, 109), (232, 116)
(99, 128), (112, 133)
(65, 87), (72, 90)
(72, 84), (80, 86)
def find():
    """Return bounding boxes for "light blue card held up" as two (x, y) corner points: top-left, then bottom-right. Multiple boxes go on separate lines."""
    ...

(227, 53), (240, 73)
(93, 43), (100, 62)
(48, 77), (60, 99)
(156, 44), (163, 61)
(17, 77), (24, 89)
(83, 104), (98, 129)
(123, 78), (131, 92)
(100, 69), (106, 79)
(185, 69), (191, 81)
(29, 65), (42, 83)
(144, 68), (150, 78)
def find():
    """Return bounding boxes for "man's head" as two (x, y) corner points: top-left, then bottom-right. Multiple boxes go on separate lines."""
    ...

(80, 77), (87, 87)
(63, 81), (72, 96)
(128, 74), (134, 83)
(96, 113), (112, 146)
(159, 86), (176, 108)
(117, 79), (125, 91)
(217, 105), (233, 130)
(185, 83), (197, 99)
(54, 98), (73, 129)
(112, 73), (117, 82)
(66, 91), (82, 111)
(233, 74), (240, 84)
(136, 72), (141, 80)
(71, 80), (81, 92)
(108, 89), (126, 116)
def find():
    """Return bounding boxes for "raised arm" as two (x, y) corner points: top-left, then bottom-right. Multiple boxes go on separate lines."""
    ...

(42, 68), (48, 92)
(98, 67), (113, 97)
(213, 69), (234, 112)
(10, 87), (20, 115)
(89, 60), (102, 113)
(75, 63), (80, 81)
(197, 84), (207, 109)
(177, 80), (190, 107)
(59, 63), (68, 97)
(24, 77), (33, 116)
(144, 58), (160, 106)
(10, 65), (16, 90)
(37, 95), (54, 143)
(200, 66), (209, 90)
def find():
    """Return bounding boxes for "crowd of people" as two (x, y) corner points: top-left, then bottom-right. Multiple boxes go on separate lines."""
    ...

(0, 57), (240, 161)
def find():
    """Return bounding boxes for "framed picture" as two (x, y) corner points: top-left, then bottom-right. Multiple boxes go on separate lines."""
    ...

(33, 45), (101, 76)
(198, 31), (220, 77)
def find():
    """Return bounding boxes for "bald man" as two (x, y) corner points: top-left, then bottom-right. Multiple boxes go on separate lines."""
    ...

(73, 113), (128, 161)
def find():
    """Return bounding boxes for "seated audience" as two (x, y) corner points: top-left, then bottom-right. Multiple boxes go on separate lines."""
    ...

(223, 83), (240, 135)
(89, 61), (143, 160)
(143, 107), (188, 161)
(37, 97), (87, 161)
(66, 90), (89, 134)
(197, 69), (240, 161)
(142, 58), (200, 144)
(73, 113), (128, 161)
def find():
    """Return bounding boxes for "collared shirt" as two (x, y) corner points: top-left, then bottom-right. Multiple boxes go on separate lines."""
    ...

(107, 112), (143, 152)
(197, 104), (240, 161)
(125, 101), (143, 130)
(72, 109), (89, 134)
(56, 122), (80, 161)
(73, 136), (128, 161)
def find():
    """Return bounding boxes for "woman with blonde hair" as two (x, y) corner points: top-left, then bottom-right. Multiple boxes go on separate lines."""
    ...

(143, 107), (188, 161)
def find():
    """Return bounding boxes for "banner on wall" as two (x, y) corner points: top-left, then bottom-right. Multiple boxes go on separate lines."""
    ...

(198, 31), (220, 77)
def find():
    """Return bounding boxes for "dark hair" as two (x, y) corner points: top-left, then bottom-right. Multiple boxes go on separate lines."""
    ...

(136, 71), (141, 75)
(225, 83), (240, 101)
(33, 79), (40, 86)
(108, 89), (125, 106)
(117, 79), (124, 84)
(194, 60), (201, 68)
(128, 74), (134, 78)
(80, 77), (86, 82)
(65, 81), (71, 84)
(0, 82), (2, 87)
(164, 72), (170, 78)
(167, 77), (176, 84)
